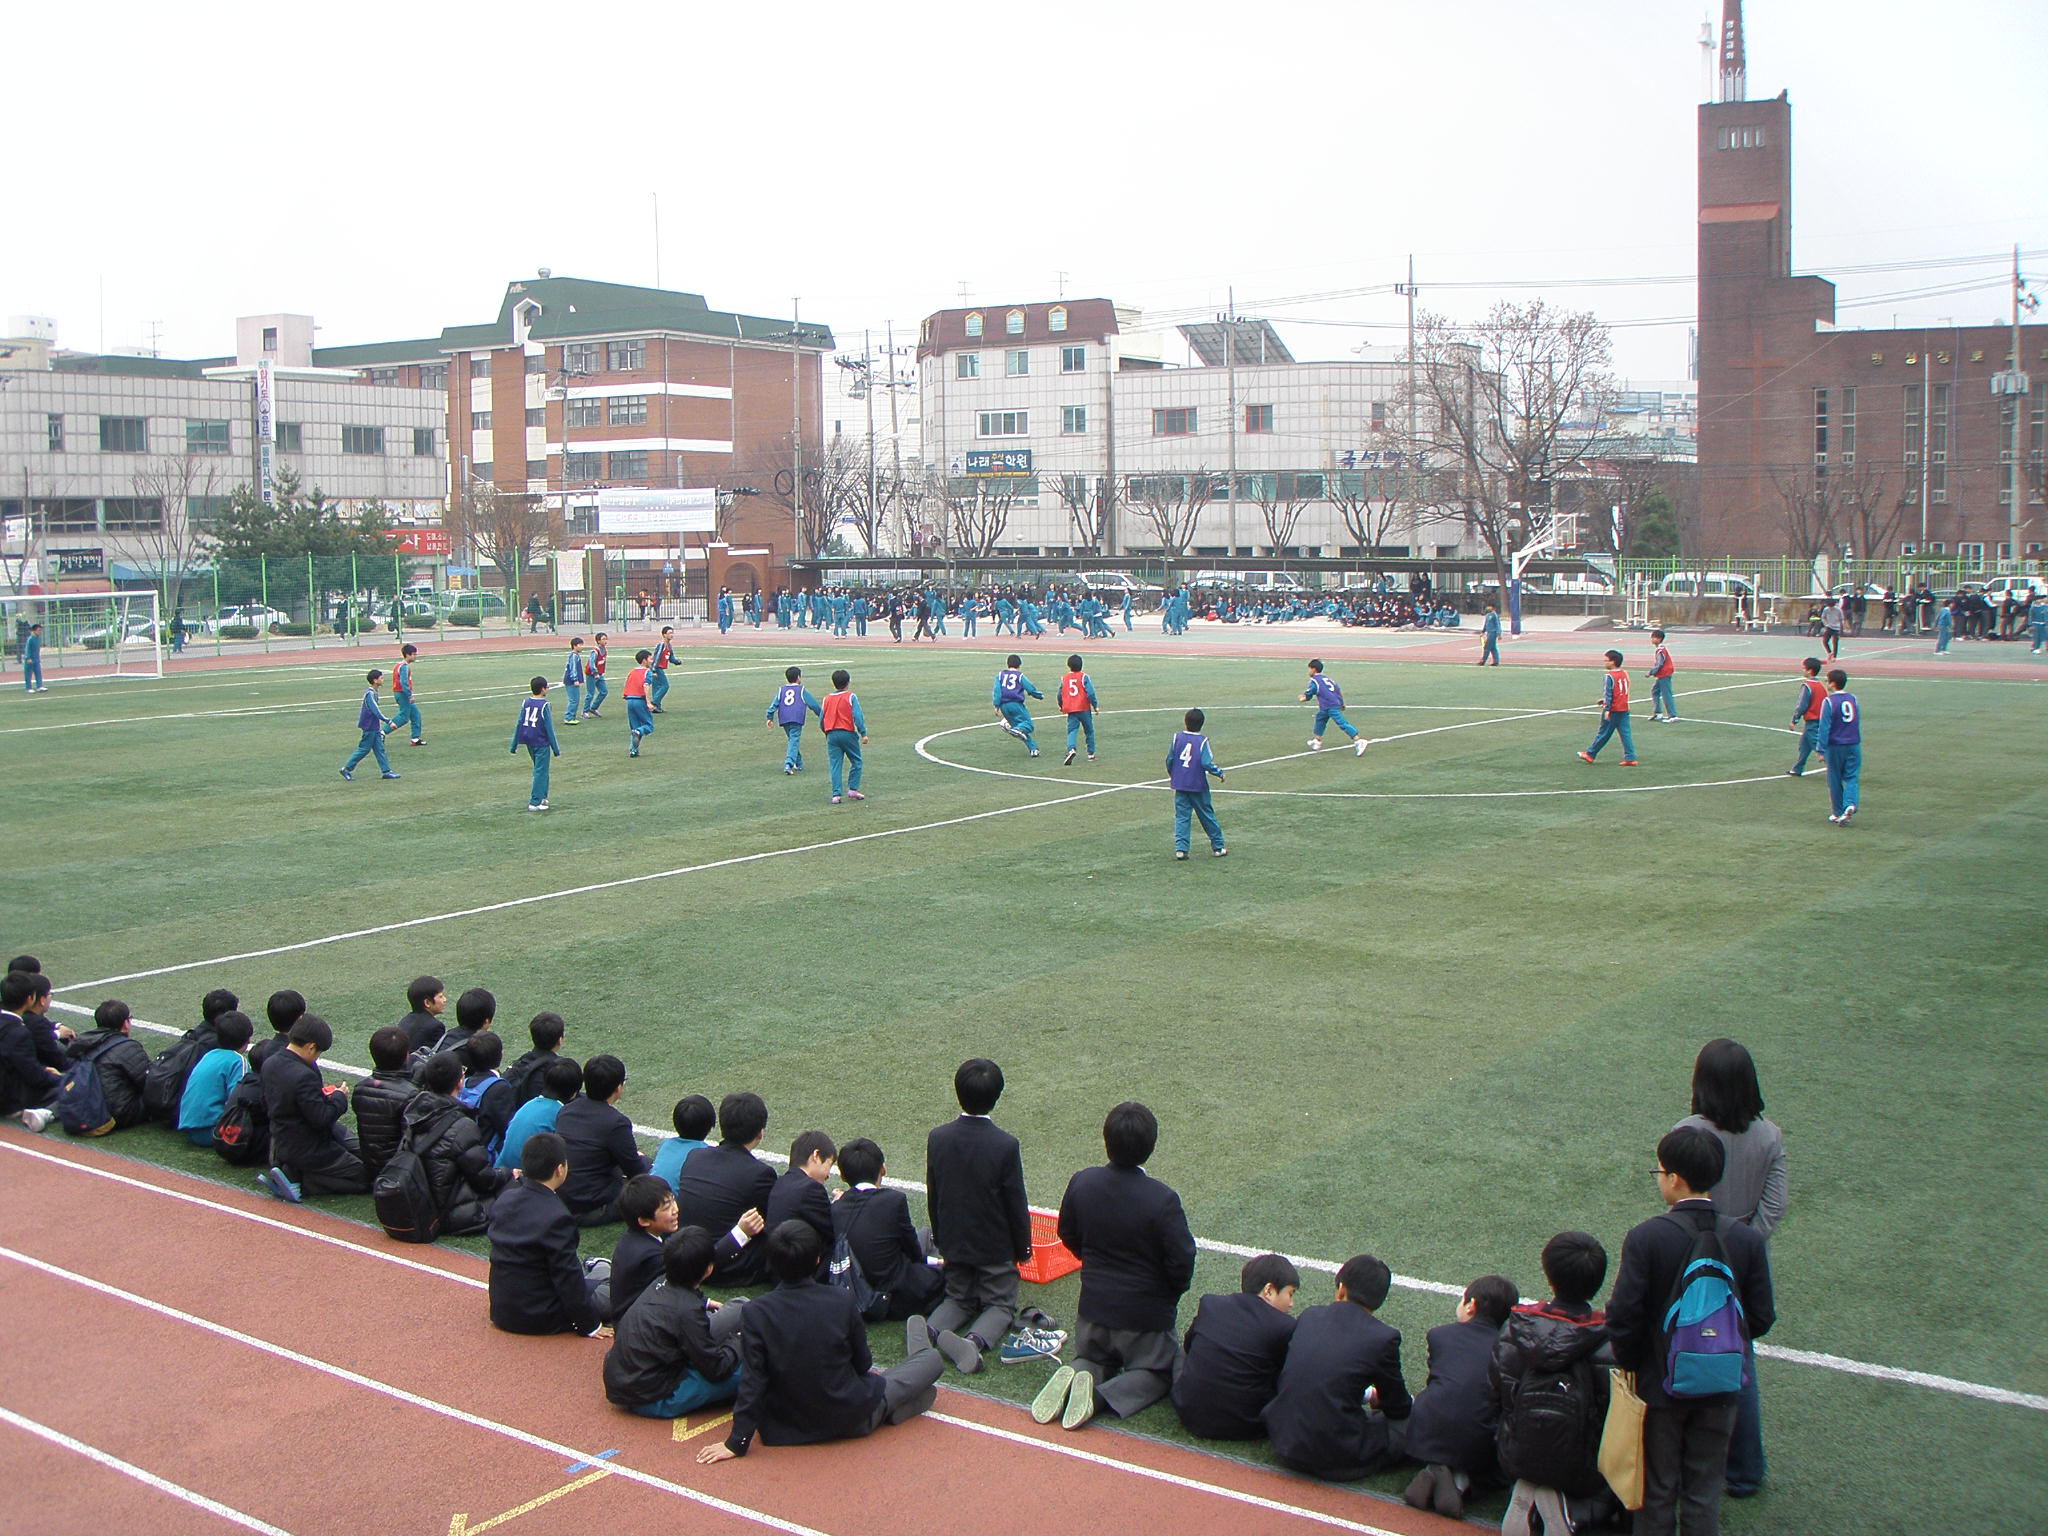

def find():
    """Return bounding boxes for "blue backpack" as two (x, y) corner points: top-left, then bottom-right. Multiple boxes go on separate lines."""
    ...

(54, 1034), (124, 1136)
(1660, 1209), (1750, 1397)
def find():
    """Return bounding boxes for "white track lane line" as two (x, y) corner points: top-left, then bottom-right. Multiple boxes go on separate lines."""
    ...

(0, 1244), (837, 1536)
(0, 1405), (299, 1536)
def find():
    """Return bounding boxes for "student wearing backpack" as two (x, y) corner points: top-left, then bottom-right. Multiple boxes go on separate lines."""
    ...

(176, 1012), (254, 1146)
(142, 986), (240, 1125)
(399, 1052), (515, 1237)
(60, 1000), (152, 1133)
(351, 1027), (422, 1179)
(1489, 1231), (1617, 1536)
(1607, 1127), (1775, 1536)
(502, 1012), (568, 1108)
(831, 1138), (944, 1322)
(456, 1029), (515, 1158)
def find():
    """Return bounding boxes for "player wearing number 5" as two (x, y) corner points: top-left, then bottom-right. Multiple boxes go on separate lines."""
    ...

(512, 676), (563, 812)
(1168, 709), (1226, 861)
(766, 666), (822, 775)
(1059, 654), (1100, 766)
(1819, 669), (1861, 824)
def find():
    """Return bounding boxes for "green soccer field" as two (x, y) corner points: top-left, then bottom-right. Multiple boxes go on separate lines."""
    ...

(9, 641), (2045, 1535)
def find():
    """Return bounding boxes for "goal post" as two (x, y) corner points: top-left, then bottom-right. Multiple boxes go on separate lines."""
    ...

(3, 589), (164, 685)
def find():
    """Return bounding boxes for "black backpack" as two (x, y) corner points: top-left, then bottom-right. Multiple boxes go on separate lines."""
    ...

(212, 1075), (270, 1166)
(1496, 1354), (1605, 1497)
(373, 1115), (447, 1244)
(53, 1035), (123, 1136)
(825, 1200), (890, 1321)
(142, 1023), (219, 1124)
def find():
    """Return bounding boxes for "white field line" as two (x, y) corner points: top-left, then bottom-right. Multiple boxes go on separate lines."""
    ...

(0, 1405), (300, 1536)
(30, 1015), (2048, 1415)
(0, 1244), (835, 1536)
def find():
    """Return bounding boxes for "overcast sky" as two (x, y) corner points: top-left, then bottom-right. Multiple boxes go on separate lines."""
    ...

(10, 1), (2043, 382)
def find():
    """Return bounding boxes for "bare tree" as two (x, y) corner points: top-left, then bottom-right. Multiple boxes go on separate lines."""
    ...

(1766, 467), (1844, 566)
(1327, 462), (1419, 554)
(946, 474), (1028, 558)
(1390, 301), (1615, 591)
(1837, 464), (1906, 564)
(445, 480), (559, 597)
(1243, 473), (1312, 552)
(1050, 473), (1107, 551)
(1119, 471), (1217, 558)
(128, 451), (226, 616)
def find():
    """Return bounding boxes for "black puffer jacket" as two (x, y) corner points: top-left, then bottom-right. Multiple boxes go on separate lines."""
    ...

(351, 1069), (419, 1178)
(1486, 1302), (1614, 1497)
(401, 1092), (513, 1237)
(64, 1028), (152, 1128)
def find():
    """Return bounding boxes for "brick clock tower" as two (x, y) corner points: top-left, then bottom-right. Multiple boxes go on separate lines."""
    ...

(1695, 1), (2045, 562)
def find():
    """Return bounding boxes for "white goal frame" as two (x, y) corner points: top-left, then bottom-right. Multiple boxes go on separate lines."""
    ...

(3, 589), (164, 685)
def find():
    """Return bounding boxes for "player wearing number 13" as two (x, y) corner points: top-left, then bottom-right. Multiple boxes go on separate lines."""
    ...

(1168, 709), (1226, 860)
(993, 657), (1043, 757)
(1819, 669), (1861, 825)
(511, 676), (562, 812)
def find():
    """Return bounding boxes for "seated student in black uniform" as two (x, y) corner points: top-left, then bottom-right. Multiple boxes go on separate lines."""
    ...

(248, 989), (306, 1074)
(438, 986), (495, 1062)
(405, 1050), (515, 1237)
(458, 1028), (516, 1156)
(503, 1011), (567, 1107)
(487, 1131), (605, 1336)
(257, 1015), (367, 1199)
(555, 1053), (650, 1227)
(1263, 1253), (1414, 1480)
(677, 1091), (777, 1284)
(602, 1173), (680, 1322)
(763, 1129), (836, 1268)
(1172, 1252), (1301, 1439)
(924, 1058), (1034, 1376)
(351, 1025), (419, 1179)
(832, 1138), (944, 1321)
(394, 976), (446, 1055)
(1403, 1272), (1519, 1518)
(603, 1226), (747, 1419)
(694, 1220), (945, 1467)
(1, 970), (63, 1130)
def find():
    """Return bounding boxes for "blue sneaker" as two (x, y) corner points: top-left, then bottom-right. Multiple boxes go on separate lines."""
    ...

(381, 771), (401, 780)
(339, 768), (353, 781)
(1000, 1328), (1066, 1363)
(258, 1166), (301, 1204)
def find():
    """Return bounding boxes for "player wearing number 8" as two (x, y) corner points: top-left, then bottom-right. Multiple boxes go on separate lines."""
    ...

(765, 666), (822, 774)
(1819, 670), (1861, 824)
(1167, 708), (1226, 860)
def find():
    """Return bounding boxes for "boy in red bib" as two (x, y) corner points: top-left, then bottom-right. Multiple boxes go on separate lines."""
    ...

(1576, 650), (1636, 766)
(1647, 630), (1677, 721)
(623, 649), (655, 757)
(1058, 654), (1100, 766)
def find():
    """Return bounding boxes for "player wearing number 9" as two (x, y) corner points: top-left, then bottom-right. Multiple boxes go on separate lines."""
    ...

(1819, 669), (1861, 825)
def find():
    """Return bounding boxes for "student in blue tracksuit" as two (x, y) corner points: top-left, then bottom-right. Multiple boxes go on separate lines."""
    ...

(1167, 708), (1227, 859)
(341, 669), (401, 780)
(1786, 656), (1827, 776)
(562, 637), (587, 724)
(852, 595), (870, 638)
(648, 627), (675, 711)
(388, 643), (424, 744)
(765, 666), (823, 775)
(511, 676), (563, 811)
(1121, 590), (1135, 632)
(1018, 599), (1046, 637)
(21, 623), (44, 692)
(717, 588), (734, 634)
(929, 591), (949, 637)
(584, 633), (610, 719)
(1819, 668), (1862, 825)
(962, 594), (982, 637)
(1576, 651), (1637, 766)
(992, 656), (1043, 757)
(994, 595), (1016, 634)
(1300, 659), (1368, 755)
(821, 669), (868, 804)
(1058, 654), (1100, 765)
(1478, 605), (1501, 665)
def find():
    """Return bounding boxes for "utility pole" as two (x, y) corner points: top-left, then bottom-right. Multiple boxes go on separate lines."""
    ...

(1998, 245), (2036, 569)
(790, 298), (803, 570)
(1224, 288), (1239, 556)
(1103, 332), (1118, 557)
(862, 329), (879, 555)
(884, 321), (907, 554)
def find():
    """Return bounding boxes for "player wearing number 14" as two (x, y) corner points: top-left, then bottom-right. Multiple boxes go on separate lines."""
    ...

(1820, 669), (1861, 825)
(511, 676), (563, 811)
(1168, 709), (1227, 860)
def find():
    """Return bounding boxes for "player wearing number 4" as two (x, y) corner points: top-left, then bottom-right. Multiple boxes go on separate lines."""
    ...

(512, 676), (562, 811)
(1168, 708), (1226, 860)
(1577, 651), (1637, 766)
(1300, 659), (1367, 755)
(1059, 655), (1099, 765)
(341, 669), (401, 781)
(1820, 669), (1861, 825)
(993, 656), (1043, 757)
(766, 666), (822, 774)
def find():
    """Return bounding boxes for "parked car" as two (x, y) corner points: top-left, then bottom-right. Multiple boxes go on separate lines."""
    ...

(1072, 571), (1163, 598)
(1192, 570), (1307, 594)
(200, 604), (291, 634)
(1977, 574), (2048, 607)
(436, 590), (508, 620)
(1656, 571), (1768, 601)
(77, 614), (162, 648)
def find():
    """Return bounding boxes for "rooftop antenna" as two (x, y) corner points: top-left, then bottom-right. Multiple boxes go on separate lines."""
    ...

(1717, 0), (1746, 102)
(1698, 18), (1714, 102)
(1056, 269), (1069, 298)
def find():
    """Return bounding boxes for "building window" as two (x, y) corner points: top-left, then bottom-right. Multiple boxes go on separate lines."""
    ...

(1930, 383), (1950, 502)
(1007, 349), (1030, 377)
(1060, 345), (1086, 373)
(100, 497), (165, 531)
(365, 368), (400, 386)
(566, 452), (603, 482)
(1062, 406), (1087, 435)
(608, 450), (648, 479)
(566, 398), (602, 428)
(473, 412), (493, 431)
(607, 339), (645, 371)
(1840, 385), (1857, 464)
(1279, 471), (1325, 499)
(186, 495), (231, 528)
(99, 416), (148, 453)
(1049, 306), (1068, 333)
(1813, 388), (1829, 461)
(414, 428), (437, 457)
(976, 411), (1029, 438)
(419, 362), (449, 391)
(46, 415), (63, 452)
(956, 353), (980, 380)
(1718, 125), (1768, 149)
(609, 396), (649, 426)
(1005, 309), (1025, 335)
(342, 425), (385, 455)
(965, 312), (983, 338)
(276, 422), (303, 453)
(470, 355), (490, 378)
(1245, 403), (1274, 434)
(1153, 407), (1197, 437)
(523, 354), (544, 374)
(473, 463), (494, 481)
(1958, 541), (1985, 565)
(526, 460), (547, 480)
(525, 408), (545, 427)
(261, 326), (278, 351)
(185, 420), (230, 455)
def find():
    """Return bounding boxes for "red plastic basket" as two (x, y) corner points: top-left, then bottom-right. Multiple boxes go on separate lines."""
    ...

(1017, 1209), (1081, 1284)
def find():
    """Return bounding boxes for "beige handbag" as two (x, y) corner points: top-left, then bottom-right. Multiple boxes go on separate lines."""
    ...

(1598, 1368), (1647, 1510)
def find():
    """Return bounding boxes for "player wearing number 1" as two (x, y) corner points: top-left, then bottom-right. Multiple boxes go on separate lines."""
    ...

(1820, 669), (1861, 824)
(1577, 650), (1637, 767)
(993, 656), (1044, 758)
(765, 666), (822, 774)
(511, 676), (563, 811)
(1168, 708), (1227, 860)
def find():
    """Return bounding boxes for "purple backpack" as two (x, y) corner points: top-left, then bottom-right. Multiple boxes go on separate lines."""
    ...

(1660, 1209), (1750, 1397)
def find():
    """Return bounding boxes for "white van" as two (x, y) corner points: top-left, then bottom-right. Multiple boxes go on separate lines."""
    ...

(1193, 570), (1307, 594)
(1657, 571), (1762, 600)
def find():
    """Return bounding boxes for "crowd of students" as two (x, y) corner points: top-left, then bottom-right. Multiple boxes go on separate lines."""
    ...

(2, 959), (1785, 1534)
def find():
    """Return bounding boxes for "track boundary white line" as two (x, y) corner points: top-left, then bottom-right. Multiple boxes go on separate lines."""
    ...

(0, 1404), (299, 1536)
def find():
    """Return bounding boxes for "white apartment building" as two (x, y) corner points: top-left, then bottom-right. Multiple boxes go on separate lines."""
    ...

(1, 315), (444, 585)
(916, 298), (1472, 558)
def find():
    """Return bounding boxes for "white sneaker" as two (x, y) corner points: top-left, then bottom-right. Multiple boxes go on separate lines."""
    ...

(17, 1107), (53, 1133)
(1354, 738), (1369, 756)
(1307, 739), (1322, 750)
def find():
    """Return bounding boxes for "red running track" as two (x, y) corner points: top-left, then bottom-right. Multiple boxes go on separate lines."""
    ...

(0, 1132), (1470, 1536)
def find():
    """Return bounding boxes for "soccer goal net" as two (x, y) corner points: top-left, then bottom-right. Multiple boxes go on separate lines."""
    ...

(3, 589), (164, 686)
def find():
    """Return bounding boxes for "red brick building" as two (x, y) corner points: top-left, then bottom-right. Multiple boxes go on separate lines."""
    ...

(1697, 29), (2044, 565)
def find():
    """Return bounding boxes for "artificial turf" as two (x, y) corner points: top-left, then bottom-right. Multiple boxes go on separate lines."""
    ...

(9, 640), (2045, 1535)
